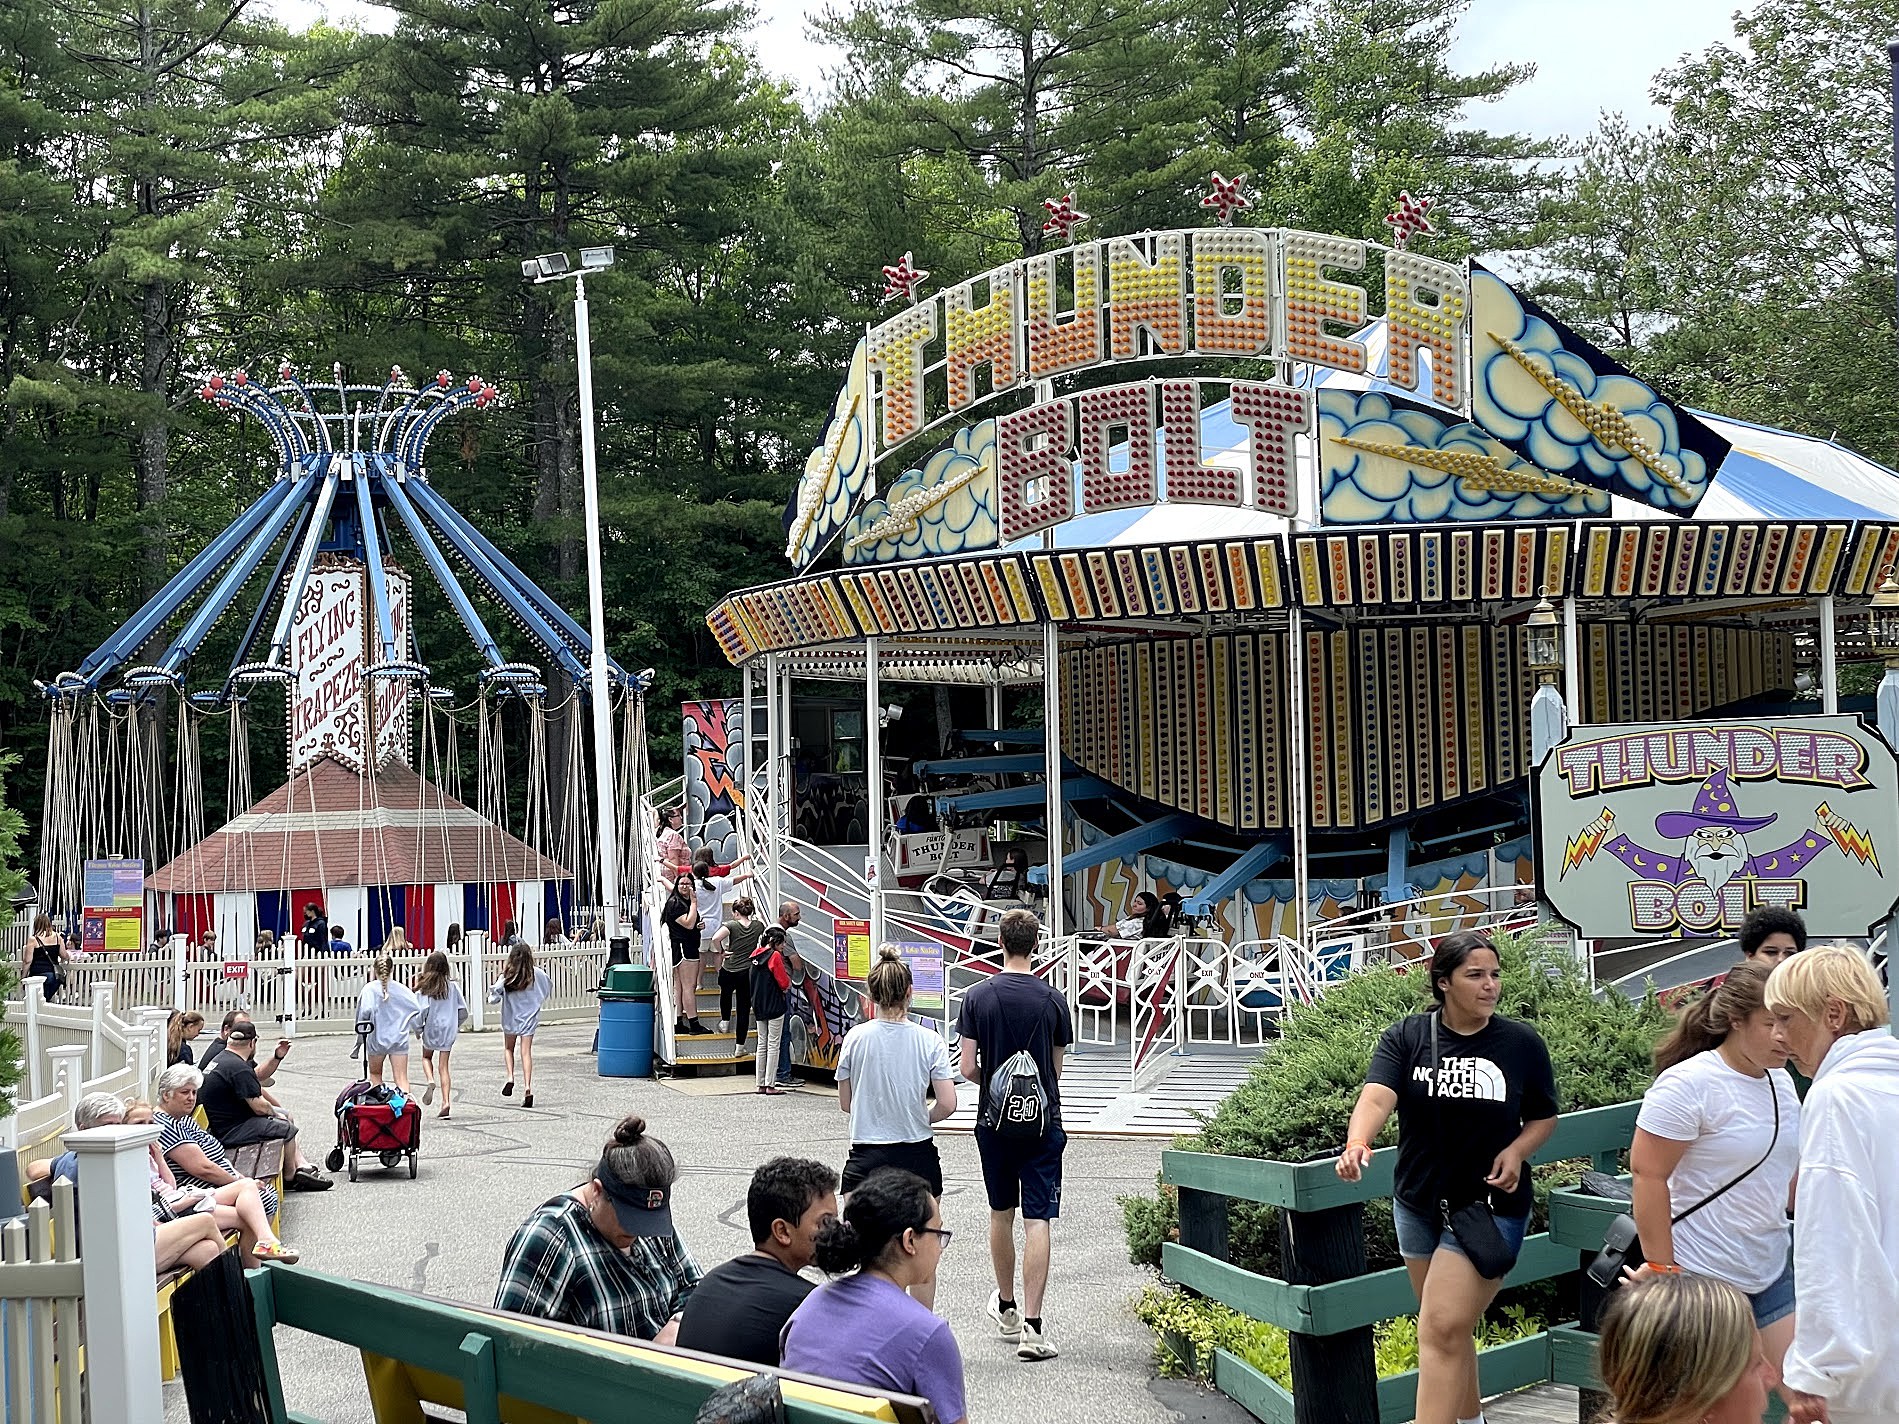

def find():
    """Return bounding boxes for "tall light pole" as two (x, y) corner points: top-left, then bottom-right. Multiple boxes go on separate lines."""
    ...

(525, 246), (621, 940)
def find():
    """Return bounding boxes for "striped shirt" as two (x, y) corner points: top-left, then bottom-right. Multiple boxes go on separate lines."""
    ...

(154, 1110), (280, 1219)
(494, 1193), (701, 1340)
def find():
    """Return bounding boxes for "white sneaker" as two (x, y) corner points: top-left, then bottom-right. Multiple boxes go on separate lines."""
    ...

(718, 1019), (730, 1034)
(986, 1290), (1021, 1340)
(1016, 1321), (1057, 1361)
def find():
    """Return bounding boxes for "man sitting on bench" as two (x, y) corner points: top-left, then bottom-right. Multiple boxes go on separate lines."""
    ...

(197, 1021), (330, 1192)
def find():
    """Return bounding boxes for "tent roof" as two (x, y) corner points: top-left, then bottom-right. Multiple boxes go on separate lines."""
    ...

(147, 756), (569, 894)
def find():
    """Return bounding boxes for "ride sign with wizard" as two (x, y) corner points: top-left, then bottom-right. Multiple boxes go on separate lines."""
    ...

(1536, 715), (1899, 939)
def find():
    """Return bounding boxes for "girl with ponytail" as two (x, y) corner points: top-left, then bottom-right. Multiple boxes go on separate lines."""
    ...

(355, 952), (423, 1093)
(834, 947), (957, 1304)
(1631, 961), (1801, 1391)
(781, 1168), (966, 1424)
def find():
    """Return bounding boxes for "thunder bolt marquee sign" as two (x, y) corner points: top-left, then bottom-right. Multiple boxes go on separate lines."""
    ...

(1538, 716), (1899, 939)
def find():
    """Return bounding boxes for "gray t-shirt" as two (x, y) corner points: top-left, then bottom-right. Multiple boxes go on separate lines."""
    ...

(836, 1018), (954, 1145)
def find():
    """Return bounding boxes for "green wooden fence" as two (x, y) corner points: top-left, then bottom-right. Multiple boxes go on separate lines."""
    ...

(245, 1265), (927, 1424)
(1158, 1101), (1641, 1424)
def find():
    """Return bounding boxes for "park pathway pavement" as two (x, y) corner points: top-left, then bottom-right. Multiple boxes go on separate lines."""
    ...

(162, 1022), (1253, 1424)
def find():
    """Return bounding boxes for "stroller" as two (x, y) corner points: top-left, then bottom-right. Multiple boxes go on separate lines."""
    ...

(325, 1072), (422, 1182)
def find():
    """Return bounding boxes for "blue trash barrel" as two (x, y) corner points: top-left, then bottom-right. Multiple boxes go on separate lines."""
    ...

(597, 989), (654, 1078)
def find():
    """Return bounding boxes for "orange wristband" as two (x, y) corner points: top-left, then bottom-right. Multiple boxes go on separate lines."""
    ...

(1346, 1139), (1371, 1151)
(1646, 1262), (1682, 1274)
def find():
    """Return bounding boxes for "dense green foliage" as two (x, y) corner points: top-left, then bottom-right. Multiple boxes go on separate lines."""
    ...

(1120, 928), (1670, 1276)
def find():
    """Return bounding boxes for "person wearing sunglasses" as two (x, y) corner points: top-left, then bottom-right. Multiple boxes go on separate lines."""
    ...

(780, 1168), (964, 1424)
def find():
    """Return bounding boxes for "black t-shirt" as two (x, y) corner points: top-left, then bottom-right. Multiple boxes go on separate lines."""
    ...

(673, 1253), (813, 1366)
(955, 972), (1074, 1127)
(199, 1048), (265, 1140)
(1366, 1012), (1558, 1219)
(299, 915), (327, 951)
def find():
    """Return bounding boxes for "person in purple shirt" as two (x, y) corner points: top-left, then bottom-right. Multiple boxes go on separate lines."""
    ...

(779, 1168), (965, 1424)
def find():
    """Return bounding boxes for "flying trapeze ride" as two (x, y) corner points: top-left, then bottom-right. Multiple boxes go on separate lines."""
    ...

(35, 363), (648, 959)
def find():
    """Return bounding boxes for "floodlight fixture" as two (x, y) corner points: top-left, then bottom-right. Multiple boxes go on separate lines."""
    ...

(580, 246), (616, 270)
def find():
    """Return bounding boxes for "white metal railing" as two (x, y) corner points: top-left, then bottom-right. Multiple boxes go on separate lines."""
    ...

(1307, 883), (1538, 965)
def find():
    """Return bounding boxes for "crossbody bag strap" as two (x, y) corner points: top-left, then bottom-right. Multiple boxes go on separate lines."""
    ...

(1669, 1070), (1781, 1227)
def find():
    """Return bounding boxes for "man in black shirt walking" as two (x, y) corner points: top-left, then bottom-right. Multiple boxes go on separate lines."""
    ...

(675, 1157), (838, 1364)
(956, 908), (1073, 1363)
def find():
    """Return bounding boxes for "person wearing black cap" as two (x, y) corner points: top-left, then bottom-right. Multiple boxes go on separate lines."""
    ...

(494, 1115), (703, 1342)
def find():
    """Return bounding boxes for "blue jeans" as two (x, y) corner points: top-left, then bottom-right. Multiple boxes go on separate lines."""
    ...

(1393, 1198), (1529, 1263)
(1749, 1254), (1795, 1329)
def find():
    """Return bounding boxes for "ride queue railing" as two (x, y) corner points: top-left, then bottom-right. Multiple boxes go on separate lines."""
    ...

(1159, 1101), (1639, 1424)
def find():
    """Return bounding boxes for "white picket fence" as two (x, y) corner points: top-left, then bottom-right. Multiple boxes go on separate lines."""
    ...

(2, 982), (166, 1158)
(0, 1129), (174, 1423)
(44, 937), (615, 1035)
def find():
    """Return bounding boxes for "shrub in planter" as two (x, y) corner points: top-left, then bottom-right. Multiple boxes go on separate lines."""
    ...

(1121, 925), (1668, 1277)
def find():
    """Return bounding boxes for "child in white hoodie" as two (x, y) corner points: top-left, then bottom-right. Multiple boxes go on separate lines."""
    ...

(355, 954), (423, 1094)
(1765, 947), (1899, 1424)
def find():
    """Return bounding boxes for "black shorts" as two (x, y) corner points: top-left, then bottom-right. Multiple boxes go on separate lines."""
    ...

(670, 937), (701, 966)
(842, 1139), (943, 1197)
(975, 1125), (1067, 1219)
(217, 1115), (299, 1147)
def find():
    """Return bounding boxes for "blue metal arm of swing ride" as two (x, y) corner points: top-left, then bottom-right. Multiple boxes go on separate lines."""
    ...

(1181, 836), (1291, 915)
(228, 502), (311, 675)
(932, 777), (1110, 815)
(404, 477), (626, 681)
(355, 458), (401, 665)
(73, 475), (302, 686)
(914, 753), (1073, 777)
(396, 471), (596, 686)
(376, 470), (507, 671)
(267, 457), (344, 662)
(154, 468), (323, 677)
(1026, 812), (1199, 885)
(951, 727), (1044, 746)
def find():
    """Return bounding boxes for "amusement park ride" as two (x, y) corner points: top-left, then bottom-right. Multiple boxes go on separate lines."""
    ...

(32, 179), (1899, 1080)
(34, 365), (649, 961)
(694, 178), (1899, 1059)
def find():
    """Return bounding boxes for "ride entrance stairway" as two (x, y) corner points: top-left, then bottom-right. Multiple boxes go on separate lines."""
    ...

(669, 951), (758, 1072)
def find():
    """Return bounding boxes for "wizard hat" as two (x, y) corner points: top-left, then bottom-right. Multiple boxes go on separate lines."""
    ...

(1654, 769), (1778, 839)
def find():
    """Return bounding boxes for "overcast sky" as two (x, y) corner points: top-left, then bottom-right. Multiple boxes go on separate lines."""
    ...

(274, 0), (1743, 142)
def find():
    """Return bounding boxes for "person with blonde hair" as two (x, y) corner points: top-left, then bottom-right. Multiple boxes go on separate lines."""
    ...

(835, 946), (957, 1308)
(1765, 946), (1899, 1424)
(1630, 961), (1799, 1379)
(355, 954), (422, 1093)
(1597, 1273), (1772, 1424)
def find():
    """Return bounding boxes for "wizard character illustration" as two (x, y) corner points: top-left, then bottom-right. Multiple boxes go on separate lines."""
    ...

(1564, 769), (1875, 935)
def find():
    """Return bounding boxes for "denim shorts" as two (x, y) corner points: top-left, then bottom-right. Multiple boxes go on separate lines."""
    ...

(1748, 1254), (1795, 1329)
(1393, 1198), (1529, 1263)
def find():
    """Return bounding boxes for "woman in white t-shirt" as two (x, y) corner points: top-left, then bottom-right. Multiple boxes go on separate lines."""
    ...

(689, 847), (751, 979)
(835, 946), (957, 1309)
(1632, 960), (1800, 1381)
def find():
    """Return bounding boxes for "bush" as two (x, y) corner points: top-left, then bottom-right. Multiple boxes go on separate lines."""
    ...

(1133, 1285), (1543, 1388)
(1120, 925), (1668, 1275)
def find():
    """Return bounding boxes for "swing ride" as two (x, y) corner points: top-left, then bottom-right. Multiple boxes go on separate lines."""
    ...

(35, 364), (648, 958)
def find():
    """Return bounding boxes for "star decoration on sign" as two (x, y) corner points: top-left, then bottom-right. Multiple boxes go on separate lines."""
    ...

(881, 252), (930, 304)
(1200, 172), (1251, 226)
(1383, 191), (1435, 250)
(1041, 193), (1089, 242)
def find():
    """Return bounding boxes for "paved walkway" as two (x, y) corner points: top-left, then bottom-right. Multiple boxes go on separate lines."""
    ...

(163, 1023), (1250, 1424)
(941, 1048), (1260, 1137)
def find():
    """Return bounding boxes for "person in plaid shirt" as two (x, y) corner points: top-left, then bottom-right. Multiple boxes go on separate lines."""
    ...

(494, 1115), (702, 1342)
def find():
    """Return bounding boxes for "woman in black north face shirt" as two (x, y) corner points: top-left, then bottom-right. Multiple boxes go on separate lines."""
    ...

(1336, 931), (1558, 1424)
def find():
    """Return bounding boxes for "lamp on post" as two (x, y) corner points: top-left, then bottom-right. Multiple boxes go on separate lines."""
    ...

(1872, 572), (1899, 753)
(524, 245), (621, 939)
(1525, 595), (1568, 765)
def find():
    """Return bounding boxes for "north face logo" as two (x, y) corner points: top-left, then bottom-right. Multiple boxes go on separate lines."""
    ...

(1413, 1057), (1508, 1102)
